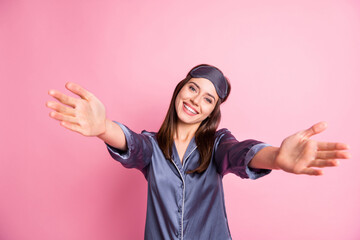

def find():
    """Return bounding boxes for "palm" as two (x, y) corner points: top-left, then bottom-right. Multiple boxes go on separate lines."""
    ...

(46, 82), (107, 137)
(275, 122), (350, 176)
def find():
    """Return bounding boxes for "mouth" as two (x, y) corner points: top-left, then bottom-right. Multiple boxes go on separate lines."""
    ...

(183, 102), (199, 115)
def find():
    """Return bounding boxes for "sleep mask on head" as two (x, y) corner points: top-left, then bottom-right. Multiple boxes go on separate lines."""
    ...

(189, 65), (228, 100)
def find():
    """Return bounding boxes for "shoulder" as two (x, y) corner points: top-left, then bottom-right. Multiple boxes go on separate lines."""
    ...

(141, 130), (156, 135)
(215, 128), (233, 139)
(214, 128), (237, 147)
(140, 130), (158, 139)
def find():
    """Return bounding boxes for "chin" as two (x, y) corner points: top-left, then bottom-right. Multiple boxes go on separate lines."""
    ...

(178, 114), (206, 126)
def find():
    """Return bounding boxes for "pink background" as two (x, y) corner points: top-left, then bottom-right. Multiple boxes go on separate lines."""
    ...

(1, 0), (359, 239)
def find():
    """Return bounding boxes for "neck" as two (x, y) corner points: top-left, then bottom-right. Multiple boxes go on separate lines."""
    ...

(174, 121), (201, 142)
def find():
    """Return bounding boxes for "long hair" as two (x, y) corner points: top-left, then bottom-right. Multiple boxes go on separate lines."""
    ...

(156, 64), (231, 174)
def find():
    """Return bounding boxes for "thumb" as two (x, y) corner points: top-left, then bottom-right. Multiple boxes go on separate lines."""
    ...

(302, 121), (328, 138)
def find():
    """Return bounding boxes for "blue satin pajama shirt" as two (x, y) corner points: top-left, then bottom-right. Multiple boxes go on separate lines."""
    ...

(105, 121), (271, 240)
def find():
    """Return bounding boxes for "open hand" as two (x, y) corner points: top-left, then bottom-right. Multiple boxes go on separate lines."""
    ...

(46, 82), (107, 137)
(275, 122), (351, 176)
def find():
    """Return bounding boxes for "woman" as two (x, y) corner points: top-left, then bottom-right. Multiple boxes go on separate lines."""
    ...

(46, 64), (350, 240)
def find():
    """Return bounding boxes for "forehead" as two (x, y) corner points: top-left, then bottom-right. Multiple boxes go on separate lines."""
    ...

(188, 78), (219, 98)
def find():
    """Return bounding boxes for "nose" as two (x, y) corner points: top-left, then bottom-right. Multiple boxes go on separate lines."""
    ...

(190, 93), (201, 106)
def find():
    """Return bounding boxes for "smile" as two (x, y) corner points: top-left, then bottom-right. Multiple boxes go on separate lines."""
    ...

(183, 103), (198, 115)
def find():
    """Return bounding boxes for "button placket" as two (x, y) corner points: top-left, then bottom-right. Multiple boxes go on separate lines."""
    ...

(171, 158), (185, 240)
(170, 146), (197, 240)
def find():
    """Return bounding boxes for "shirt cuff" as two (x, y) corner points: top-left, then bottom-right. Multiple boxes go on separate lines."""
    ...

(105, 121), (132, 160)
(245, 143), (272, 179)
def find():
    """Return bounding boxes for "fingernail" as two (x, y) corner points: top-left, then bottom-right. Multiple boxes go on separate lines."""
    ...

(321, 122), (327, 128)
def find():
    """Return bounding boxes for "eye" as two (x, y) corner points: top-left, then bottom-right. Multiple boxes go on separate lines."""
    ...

(205, 98), (212, 104)
(189, 85), (196, 92)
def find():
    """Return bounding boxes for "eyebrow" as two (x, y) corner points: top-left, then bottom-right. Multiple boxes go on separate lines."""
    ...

(189, 81), (216, 101)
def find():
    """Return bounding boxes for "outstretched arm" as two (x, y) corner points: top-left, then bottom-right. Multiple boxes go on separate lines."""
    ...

(46, 82), (127, 151)
(248, 122), (351, 176)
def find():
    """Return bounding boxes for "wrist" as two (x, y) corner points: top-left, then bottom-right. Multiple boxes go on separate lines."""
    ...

(97, 118), (110, 139)
(249, 146), (281, 170)
(273, 149), (283, 170)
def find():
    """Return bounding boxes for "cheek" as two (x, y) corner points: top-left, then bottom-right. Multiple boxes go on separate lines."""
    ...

(174, 96), (180, 113)
(175, 92), (185, 110)
(202, 105), (215, 116)
(179, 90), (188, 99)
(176, 89), (189, 104)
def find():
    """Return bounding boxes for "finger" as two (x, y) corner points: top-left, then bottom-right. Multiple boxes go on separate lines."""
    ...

(49, 111), (78, 124)
(301, 121), (328, 139)
(60, 121), (84, 135)
(307, 159), (339, 168)
(48, 89), (77, 108)
(65, 82), (93, 101)
(299, 168), (323, 176)
(46, 101), (76, 117)
(317, 141), (350, 151)
(316, 151), (351, 159)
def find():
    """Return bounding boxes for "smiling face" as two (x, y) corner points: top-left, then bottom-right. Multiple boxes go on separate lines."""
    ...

(175, 77), (219, 126)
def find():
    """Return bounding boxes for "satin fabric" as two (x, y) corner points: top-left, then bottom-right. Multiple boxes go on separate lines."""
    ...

(190, 65), (228, 99)
(105, 121), (271, 240)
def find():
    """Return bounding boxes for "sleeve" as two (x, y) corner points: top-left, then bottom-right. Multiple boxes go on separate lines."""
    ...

(214, 129), (272, 179)
(105, 121), (153, 175)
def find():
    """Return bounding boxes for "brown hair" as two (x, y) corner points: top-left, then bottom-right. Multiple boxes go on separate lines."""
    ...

(156, 64), (231, 174)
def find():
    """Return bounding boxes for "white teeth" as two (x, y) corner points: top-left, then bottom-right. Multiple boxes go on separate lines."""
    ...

(184, 103), (197, 114)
